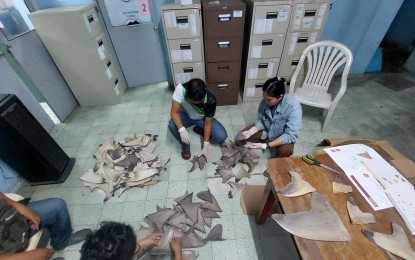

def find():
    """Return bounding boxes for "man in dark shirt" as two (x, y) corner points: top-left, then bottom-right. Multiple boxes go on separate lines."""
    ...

(168, 78), (227, 160)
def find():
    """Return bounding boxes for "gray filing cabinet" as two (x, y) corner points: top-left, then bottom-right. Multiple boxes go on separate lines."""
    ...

(241, 0), (293, 101)
(160, 0), (205, 87)
(278, 0), (330, 81)
(28, 5), (127, 106)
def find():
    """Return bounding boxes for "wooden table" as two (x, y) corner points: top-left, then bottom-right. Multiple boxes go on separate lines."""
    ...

(255, 144), (415, 259)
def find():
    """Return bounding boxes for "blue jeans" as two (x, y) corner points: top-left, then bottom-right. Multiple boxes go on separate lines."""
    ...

(28, 198), (72, 250)
(168, 111), (227, 145)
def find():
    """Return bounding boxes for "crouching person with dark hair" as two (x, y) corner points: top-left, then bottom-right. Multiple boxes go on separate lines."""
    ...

(240, 76), (302, 158)
(80, 222), (183, 260)
(168, 78), (227, 160)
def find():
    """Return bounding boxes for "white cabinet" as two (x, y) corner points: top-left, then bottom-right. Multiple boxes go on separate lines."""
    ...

(28, 5), (127, 106)
(161, 0), (205, 86)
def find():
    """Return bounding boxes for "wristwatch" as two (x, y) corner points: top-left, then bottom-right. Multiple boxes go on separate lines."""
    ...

(266, 142), (271, 149)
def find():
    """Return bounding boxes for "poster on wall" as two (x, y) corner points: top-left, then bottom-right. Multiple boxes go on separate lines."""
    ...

(104, 0), (152, 26)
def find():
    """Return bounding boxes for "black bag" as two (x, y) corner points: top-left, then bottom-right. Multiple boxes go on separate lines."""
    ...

(0, 198), (29, 254)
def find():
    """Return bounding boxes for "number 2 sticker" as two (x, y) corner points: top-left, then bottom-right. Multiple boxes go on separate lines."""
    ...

(140, 0), (149, 15)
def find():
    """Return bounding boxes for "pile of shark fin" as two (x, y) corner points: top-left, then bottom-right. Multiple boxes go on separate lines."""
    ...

(81, 134), (169, 202)
(136, 189), (224, 258)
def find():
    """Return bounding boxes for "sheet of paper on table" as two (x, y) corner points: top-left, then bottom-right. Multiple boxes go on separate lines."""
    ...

(324, 144), (415, 233)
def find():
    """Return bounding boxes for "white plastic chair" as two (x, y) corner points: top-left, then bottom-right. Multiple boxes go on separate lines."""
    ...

(289, 40), (353, 130)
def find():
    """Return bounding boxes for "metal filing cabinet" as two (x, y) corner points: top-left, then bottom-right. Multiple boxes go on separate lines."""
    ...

(278, 0), (331, 84)
(241, 0), (293, 101)
(28, 5), (127, 106)
(202, 0), (246, 106)
(161, 0), (205, 87)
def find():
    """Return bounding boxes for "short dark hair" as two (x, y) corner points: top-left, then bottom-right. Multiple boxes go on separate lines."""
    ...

(80, 222), (136, 260)
(186, 78), (207, 101)
(262, 76), (286, 98)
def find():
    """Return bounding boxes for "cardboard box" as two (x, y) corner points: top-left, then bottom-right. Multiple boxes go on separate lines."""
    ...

(240, 185), (265, 215)
(317, 138), (415, 185)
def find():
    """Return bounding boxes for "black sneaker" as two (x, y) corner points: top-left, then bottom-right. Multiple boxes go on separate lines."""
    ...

(181, 143), (191, 160)
(193, 126), (204, 136)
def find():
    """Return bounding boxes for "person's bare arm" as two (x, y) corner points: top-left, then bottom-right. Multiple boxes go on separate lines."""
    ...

(171, 102), (183, 129)
(203, 118), (212, 142)
(0, 193), (40, 230)
(170, 237), (183, 260)
(0, 248), (54, 260)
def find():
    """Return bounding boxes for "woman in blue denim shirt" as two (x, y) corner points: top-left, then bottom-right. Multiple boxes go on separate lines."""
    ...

(241, 76), (302, 157)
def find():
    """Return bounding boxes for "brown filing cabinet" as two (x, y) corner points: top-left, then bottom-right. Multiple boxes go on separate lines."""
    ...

(202, 0), (246, 106)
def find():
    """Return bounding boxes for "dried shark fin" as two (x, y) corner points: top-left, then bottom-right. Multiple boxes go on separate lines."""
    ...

(240, 153), (257, 173)
(217, 168), (234, 184)
(362, 223), (415, 260)
(347, 197), (375, 224)
(279, 171), (316, 197)
(332, 176), (353, 193)
(203, 217), (212, 228)
(220, 141), (239, 159)
(182, 250), (199, 260)
(189, 156), (207, 172)
(136, 150), (158, 163)
(84, 182), (108, 192)
(222, 153), (241, 168)
(196, 189), (213, 203)
(272, 193), (351, 242)
(146, 208), (176, 232)
(175, 192), (193, 204)
(182, 227), (207, 249)
(166, 213), (189, 229)
(201, 194), (222, 212)
(103, 163), (123, 182)
(80, 169), (104, 184)
(205, 224), (224, 241)
(135, 225), (155, 242)
(194, 208), (206, 234)
(227, 181), (246, 198)
(235, 167), (251, 182)
(201, 209), (220, 218)
(179, 202), (202, 223)
(189, 156), (200, 173)
(107, 148), (124, 160)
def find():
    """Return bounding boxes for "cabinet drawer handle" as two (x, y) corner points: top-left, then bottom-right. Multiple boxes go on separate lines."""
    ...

(218, 65), (229, 71)
(106, 60), (111, 67)
(266, 12), (278, 19)
(258, 63), (268, 69)
(297, 37), (308, 43)
(262, 39), (273, 46)
(217, 84), (228, 89)
(87, 15), (94, 23)
(183, 67), (193, 73)
(218, 41), (230, 48)
(180, 44), (191, 50)
(291, 60), (299, 66)
(176, 16), (188, 24)
(218, 14), (231, 22)
(255, 83), (264, 88)
(304, 10), (316, 17)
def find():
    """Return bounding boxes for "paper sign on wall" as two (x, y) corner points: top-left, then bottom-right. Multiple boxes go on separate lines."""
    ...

(104, 0), (152, 26)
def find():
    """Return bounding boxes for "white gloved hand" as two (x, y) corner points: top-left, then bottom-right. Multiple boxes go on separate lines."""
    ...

(178, 127), (191, 145)
(244, 142), (267, 150)
(198, 141), (209, 159)
(242, 126), (259, 140)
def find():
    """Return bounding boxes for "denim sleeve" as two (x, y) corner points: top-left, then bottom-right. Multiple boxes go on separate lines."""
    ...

(279, 105), (302, 144)
(255, 100), (266, 130)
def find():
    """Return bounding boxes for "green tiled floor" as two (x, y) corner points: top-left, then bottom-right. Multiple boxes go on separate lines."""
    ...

(18, 73), (415, 259)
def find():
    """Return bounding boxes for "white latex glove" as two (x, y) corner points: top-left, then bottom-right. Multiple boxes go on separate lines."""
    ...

(242, 126), (259, 139)
(198, 141), (209, 159)
(178, 127), (191, 145)
(245, 142), (267, 150)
